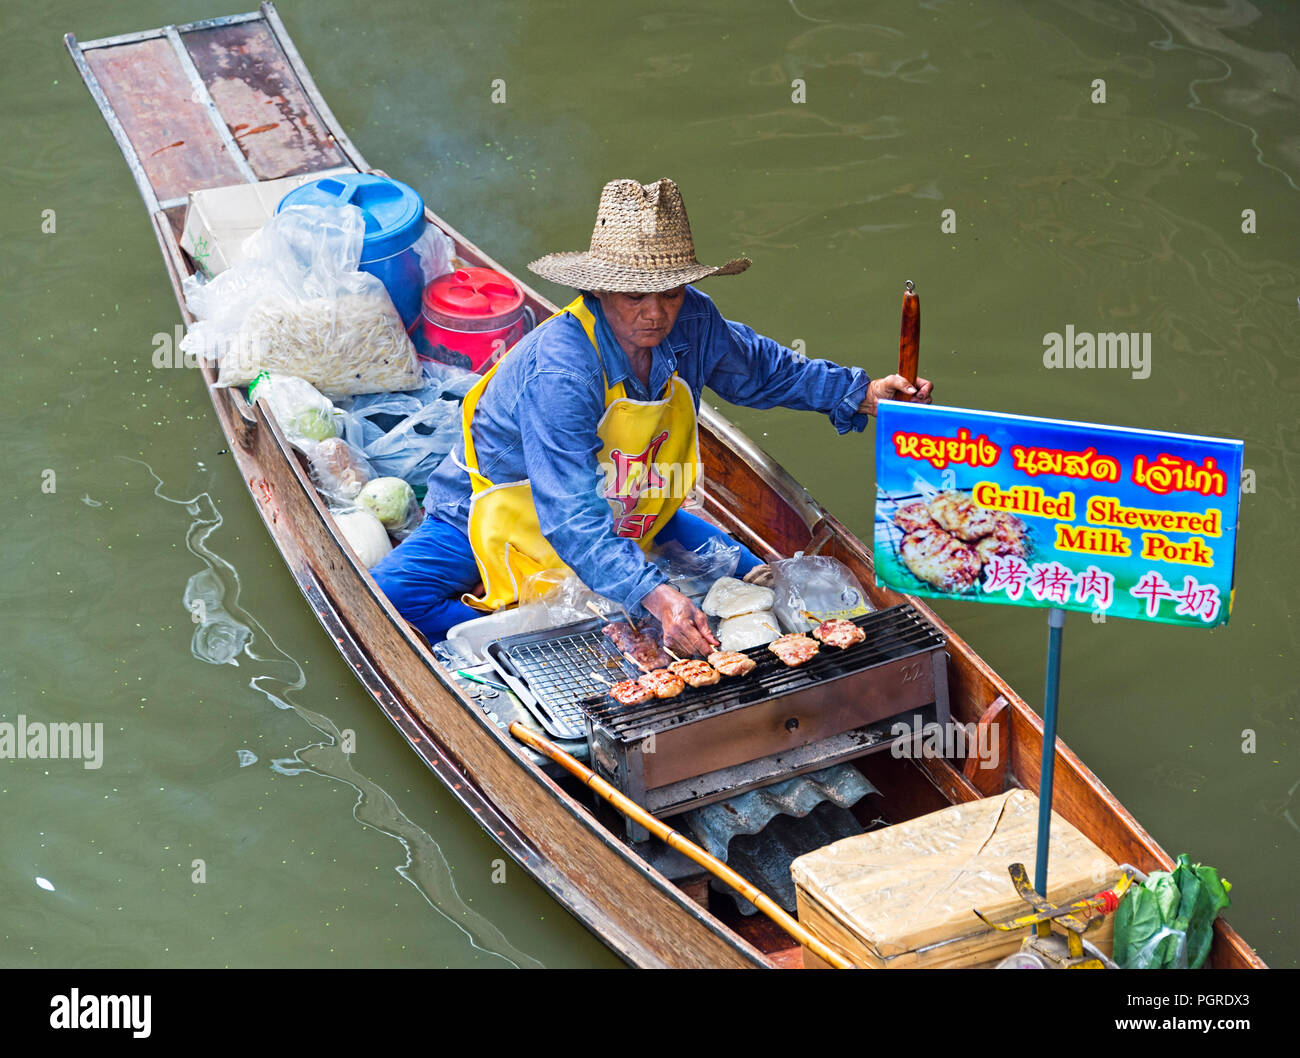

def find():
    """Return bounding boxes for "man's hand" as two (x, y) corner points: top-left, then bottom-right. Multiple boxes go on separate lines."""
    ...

(642, 584), (718, 657)
(859, 373), (934, 418)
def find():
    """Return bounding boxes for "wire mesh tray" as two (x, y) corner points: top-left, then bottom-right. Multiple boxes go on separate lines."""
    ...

(484, 617), (643, 740)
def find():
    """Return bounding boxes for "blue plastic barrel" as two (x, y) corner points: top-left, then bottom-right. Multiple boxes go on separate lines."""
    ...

(277, 174), (427, 328)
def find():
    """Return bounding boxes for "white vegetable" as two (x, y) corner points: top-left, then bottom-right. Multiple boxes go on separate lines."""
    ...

(334, 509), (392, 568)
(716, 611), (781, 651)
(702, 576), (776, 619)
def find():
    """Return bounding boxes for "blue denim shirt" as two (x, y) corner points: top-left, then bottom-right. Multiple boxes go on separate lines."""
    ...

(424, 284), (871, 613)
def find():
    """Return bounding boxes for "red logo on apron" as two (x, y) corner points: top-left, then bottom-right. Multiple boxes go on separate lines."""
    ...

(606, 430), (669, 538)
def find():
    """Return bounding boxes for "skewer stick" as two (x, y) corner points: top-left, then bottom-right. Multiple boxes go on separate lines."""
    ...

(664, 646), (684, 663)
(590, 671), (613, 686)
(508, 722), (855, 970)
(623, 651), (651, 674)
(586, 601), (609, 623)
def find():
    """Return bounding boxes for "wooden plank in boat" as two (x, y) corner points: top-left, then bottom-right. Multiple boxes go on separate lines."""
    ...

(84, 37), (248, 202)
(182, 20), (349, 180)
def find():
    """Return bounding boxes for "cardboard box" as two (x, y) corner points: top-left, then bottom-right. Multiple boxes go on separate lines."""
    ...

(790, 788), (1121, 968)
(180, 167), (355, 277)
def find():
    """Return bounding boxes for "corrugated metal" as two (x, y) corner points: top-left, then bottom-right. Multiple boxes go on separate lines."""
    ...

(682, 764), (877, 915)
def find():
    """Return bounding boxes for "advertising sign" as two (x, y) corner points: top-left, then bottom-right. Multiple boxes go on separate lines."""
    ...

(873, 403), (1243, 627)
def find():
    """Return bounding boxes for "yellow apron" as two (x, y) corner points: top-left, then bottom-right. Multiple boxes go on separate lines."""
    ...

(460, 296), (700, 611)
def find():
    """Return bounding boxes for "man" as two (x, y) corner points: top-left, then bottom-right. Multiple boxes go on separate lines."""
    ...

(373, 178), (932, 654)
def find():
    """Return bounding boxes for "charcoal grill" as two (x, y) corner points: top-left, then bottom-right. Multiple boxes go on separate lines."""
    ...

(489, 604), (950, 837)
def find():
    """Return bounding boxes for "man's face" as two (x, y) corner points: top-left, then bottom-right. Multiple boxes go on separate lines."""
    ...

(595, 287), (686, 354)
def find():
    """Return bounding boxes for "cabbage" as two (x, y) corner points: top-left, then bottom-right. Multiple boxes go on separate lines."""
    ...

(334, 509), (392, 568)
(291, 406), (340, 442)
(358, 477), (416, 529)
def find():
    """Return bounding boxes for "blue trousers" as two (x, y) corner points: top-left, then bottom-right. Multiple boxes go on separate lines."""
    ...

(372, 509), (763, 644)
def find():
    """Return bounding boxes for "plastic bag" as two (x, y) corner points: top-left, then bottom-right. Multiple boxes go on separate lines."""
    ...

(412, 223), (455, 285)
(770, 554), (871, 634)
(520, 569), (611, 628)
(335, 360), (476, 487)
(1112, 854), (1231, 969)
(702, 576), (775, 619)
(249, 372), (344, 448)
(716, 611), (781, 651)
(180, 204), (421, 396)
(308, 437), (374, 503)
(248, 373), (375, 503)
(649, 536), (740, 597)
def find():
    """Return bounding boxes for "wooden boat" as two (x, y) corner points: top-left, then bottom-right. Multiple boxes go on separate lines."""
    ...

(66, 3), (1263, 969)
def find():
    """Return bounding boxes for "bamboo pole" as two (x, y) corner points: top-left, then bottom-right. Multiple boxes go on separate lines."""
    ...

(508, 721), (855, 970)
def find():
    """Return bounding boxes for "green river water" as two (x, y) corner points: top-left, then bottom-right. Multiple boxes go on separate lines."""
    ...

(2, 0), (1296, 968)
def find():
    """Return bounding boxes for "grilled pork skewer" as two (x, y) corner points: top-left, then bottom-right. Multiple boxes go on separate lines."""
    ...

(768, 633), (820, 667)
(810, 618), (866, 649)
(605, 624), (673, 672)
(637, 669), (685, 699)
(707, 650), (756, 678)
(608, 678), (655, 707)
(668, 658), (721, 688)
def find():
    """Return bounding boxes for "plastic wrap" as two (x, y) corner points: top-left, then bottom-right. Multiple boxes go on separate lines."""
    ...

(771, 554), (871, 634)
(180, 204), (421, 396)
(716, 611), (781, 651)
(413, 223), (455, 285)
(702, 576), (775, 619)
(790, 790), (1121, 967)
(649, 537), (740, 597)
(335, 360), (476, 488)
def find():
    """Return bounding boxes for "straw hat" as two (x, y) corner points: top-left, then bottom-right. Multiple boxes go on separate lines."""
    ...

(528, 178), (751, 293)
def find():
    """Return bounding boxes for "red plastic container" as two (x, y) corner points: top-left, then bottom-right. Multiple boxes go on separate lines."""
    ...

(420, 267), (526, 373)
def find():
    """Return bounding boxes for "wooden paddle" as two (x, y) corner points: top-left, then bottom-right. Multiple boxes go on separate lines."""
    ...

(509, 721), (856, 969)
(896, 279), (920, 400)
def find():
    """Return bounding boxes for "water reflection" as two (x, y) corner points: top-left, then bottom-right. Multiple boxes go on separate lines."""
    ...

(127, 458), (543, 969)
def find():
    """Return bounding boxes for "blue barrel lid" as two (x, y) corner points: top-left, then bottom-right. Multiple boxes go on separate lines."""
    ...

(277, 173), (425, 261)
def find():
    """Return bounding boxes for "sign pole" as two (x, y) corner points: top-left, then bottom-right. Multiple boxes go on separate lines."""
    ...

(1034, 606), (1067, 895)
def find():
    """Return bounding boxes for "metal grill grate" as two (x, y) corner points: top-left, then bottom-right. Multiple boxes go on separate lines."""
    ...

(488, 605), (946, 743)
(485, 620), (642, 738)
(582, 605), (945, 739)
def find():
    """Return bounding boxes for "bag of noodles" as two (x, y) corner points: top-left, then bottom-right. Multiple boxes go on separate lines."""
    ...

(181, 204), (421, 396)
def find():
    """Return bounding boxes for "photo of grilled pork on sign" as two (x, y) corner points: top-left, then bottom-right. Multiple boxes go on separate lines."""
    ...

(886, 489), (1032, 594)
